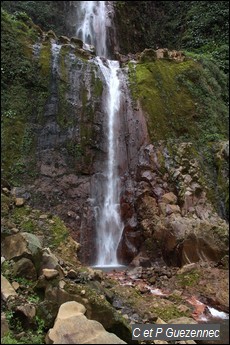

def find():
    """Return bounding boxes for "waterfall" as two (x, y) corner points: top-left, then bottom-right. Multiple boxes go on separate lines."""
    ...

(76, 1), (107, 57)
(75, 1), (124, 266)
(94, 57), (124, 266)
(51, 40), (62, 75)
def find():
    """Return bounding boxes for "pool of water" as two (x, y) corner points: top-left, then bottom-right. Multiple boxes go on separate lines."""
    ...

(91, 265), (127, 272)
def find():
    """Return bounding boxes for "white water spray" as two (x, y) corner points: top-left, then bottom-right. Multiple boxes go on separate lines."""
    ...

(207, 307), (229, 320)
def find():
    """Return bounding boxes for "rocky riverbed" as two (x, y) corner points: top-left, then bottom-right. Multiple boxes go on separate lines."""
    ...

(1, 187), (229, 344)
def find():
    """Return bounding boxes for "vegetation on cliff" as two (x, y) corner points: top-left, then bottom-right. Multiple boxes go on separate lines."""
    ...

(115, 1), (229, 73)
(1, 7), (103, 186)
(1, 1), (67, 35)
(1, 8), (47, 184)
(127, 52), (228, 218)
(129, 58), (228, 143)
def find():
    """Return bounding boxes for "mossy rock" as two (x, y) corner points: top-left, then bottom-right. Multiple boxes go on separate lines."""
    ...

(70, 37), (84, 48)
(139, 48), (157, 63)
(45, 29), (57, 40)
(176, 270), (200, 288)
(1, 193), (12, 216)
(63, 282), (133, 343)
(153, 304), (190, 322)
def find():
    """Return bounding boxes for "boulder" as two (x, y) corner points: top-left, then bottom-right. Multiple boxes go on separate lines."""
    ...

(2, 187), (10, 195)
(42, 269), (59, 280)
(168, 316), (197, 324)
(45, 30), (57, 40)
(168, 50), (185, 62)
(161, 192), (177, 204)
(166, 204), (181, 215)
(70, 37), (83, 48)
(67, 269), (78, 279)
(155, 214), (228, 266)
(16, 304), (36, 321)
(2, 232), (42, 261)
(1, 275), (17, 301)
(1, 312), (9, 338)
(12, 281), (20, 290)
(13, 258), (37, 281)
(155, 48), (169, 59)
(2, 232), (42, 272)
(39, 248), (65, 278)
(40, 248), (64, 277)
(59, 35), (70, 44)
(43, 282), (132, 342)
(15, 198), (25, 206)
(139, 48), (157, 63)
(45, 301), (126, 344)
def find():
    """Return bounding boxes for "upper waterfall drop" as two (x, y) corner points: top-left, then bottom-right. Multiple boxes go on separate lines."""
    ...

(76, 1), (108, 57)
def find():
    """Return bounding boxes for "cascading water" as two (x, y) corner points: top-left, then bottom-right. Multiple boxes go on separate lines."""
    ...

(76, 1), (107, 57)
(75, 1), (124, 266)
(94, 57), (124, 266)
(51, 40), (62, 74)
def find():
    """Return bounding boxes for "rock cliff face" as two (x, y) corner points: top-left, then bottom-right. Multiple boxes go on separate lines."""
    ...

(119, 141), (228, 266)
(1, 4), (229, 267)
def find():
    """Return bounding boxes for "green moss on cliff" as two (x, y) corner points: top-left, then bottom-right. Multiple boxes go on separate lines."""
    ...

(92, 70), (103, 97)
(1, 9), (49, 185)
(39, 42), (51, 79)
(129, 58), (228, 146)
(129, 59), (197, 141)
(129, 57), (228, 217)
